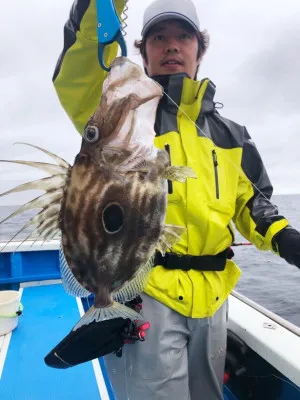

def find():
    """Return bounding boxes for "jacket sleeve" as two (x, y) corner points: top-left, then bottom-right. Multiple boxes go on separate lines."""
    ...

(52, 0), (125, 134)
(233, 128), (289, 252)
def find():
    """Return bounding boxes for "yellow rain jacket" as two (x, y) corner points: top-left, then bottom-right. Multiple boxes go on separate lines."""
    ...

(53, 0), (289, 318)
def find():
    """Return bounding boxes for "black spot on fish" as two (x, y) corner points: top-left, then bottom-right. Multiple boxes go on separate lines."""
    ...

(102, 203), (124, 233)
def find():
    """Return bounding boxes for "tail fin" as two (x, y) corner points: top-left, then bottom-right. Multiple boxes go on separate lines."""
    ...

(72, 301), (140, 331)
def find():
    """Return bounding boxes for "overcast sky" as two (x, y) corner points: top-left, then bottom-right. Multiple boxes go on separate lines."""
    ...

(1, 0), (300, 206)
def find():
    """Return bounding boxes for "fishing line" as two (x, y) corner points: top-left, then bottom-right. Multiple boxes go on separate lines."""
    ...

(161, 88), (280, 215)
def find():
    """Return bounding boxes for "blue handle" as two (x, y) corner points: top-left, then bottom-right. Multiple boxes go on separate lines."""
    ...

(96, 0), (120, 44)
(96, 0), (127, 71)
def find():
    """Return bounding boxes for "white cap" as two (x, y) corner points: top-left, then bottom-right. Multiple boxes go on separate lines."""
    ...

(141, 0), (200, 37)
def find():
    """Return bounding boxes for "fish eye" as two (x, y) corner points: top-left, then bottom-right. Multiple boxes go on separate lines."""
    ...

(84, 126), (99, 143)
(102, 203), (124, 234)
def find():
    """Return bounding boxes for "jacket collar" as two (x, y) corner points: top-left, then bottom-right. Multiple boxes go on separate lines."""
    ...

(152, 73), (216, 116)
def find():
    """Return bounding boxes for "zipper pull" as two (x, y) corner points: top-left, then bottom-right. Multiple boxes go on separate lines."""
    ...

(212, 149), (220, 199)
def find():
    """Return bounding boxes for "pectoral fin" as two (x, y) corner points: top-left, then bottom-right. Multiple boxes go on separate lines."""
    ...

(162, 166), (197, 182)
(156, 224), (186, 256)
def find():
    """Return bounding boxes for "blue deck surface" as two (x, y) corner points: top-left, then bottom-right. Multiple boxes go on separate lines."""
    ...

(0, 284), (102, 400)
(0, 283), (273, 400)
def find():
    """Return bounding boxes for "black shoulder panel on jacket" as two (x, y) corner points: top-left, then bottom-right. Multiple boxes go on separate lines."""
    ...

(155, 106), (178, 136)
(196, 112), (245, 149)
(153, 74), (185, 136)
(240, 128), (285, 236)
(53, 0), (91, 82)
(199, 80), (215, 114)
(241, 128), (268, 185)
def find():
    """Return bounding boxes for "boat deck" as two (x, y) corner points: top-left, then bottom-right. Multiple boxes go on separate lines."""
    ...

(0, 282), (238, 400)
(0, 284), (112, 400)
(0, 278), (299, 399)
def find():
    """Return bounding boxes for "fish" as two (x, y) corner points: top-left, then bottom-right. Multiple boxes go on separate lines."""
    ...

(0, 57), (197, 331)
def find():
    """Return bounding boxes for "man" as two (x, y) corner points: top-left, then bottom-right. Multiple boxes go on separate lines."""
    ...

(53, 0), (300, 398)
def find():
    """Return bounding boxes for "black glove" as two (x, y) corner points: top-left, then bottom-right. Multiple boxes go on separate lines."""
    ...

(44, 296), (150, 369)
(44, 317), (128, 368)
(274, 227), (300, 268)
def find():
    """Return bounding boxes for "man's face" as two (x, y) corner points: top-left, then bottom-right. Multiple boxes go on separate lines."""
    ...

(143, 20), (201, 79)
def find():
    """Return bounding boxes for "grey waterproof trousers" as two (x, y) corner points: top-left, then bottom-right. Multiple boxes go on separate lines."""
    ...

(104, 294), (228, 400)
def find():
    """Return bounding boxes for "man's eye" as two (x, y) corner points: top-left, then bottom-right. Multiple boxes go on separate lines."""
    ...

(180, 33), (192, 39)
(154, 35), (164, 41)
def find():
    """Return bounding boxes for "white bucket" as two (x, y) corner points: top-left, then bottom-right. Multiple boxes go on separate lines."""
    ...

(0, 291), (22, 336)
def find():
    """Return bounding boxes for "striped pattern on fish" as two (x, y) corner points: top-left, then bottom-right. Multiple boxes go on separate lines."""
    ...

(0, 57), (198, 331)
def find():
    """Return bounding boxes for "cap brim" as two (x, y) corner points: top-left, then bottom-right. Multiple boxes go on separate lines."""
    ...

(141, 13), (199, 37)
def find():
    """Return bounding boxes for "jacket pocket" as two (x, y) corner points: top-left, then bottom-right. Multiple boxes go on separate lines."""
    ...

(212, 149), (220, 199)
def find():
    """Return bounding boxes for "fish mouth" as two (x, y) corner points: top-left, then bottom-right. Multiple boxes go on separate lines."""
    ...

(161, 58), (184, 66)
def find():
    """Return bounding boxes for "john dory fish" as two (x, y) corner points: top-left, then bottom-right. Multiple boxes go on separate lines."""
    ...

(0, 58), (197, 330)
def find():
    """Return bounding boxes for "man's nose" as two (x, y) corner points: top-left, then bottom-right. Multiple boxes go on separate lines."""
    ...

(165, 38), (180, 53)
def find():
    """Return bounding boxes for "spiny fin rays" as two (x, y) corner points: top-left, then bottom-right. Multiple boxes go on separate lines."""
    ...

(29, 214), (59, 241)
(22, 203), (60, 240)
(0, 189), (63, 225)
(0, 175), (67, 198)
(42, 228), (60, 241)
(14, 142), (71, 169)
(33, 203), (61, 226)
(163, 166), (197, 182)
(0, 210), (46, 249)
(0, 221), (35, 252)
(0, 219), (59, 253)
(72, 302), (141, 331)
(0, 160), (67, 176)
(36, 229), (60, 249)
(27, 218), (60, 249)
(0, 204), (61, 252)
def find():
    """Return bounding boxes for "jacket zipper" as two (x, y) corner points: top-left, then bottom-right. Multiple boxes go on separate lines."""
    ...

(212, 149), (220, 199)
(165, 144), (173, 194)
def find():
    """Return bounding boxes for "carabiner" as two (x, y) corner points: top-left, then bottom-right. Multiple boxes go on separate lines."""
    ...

(96, 0), (127, 71)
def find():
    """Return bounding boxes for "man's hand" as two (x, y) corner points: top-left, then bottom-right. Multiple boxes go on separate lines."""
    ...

(275, 227), (300, 268)
(44, 295), (148, 368)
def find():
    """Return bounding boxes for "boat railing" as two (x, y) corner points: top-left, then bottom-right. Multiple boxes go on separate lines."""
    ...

(0, 240), (60, 253)
(231, 290), (300, 337)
